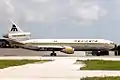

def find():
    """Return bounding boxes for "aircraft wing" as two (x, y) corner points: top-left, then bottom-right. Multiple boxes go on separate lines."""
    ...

(4, 38), (25, 46)
(4, 38), (65, 50)
(4, 39), (73, 53)
(21, 44), (65, 51)
(37, 45), (64, 48)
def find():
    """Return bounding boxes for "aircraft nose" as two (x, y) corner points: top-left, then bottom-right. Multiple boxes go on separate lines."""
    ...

(110, 43), (117, 49)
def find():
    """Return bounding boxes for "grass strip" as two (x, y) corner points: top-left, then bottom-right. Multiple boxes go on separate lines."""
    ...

(81, 76), (120, 80)
(0, 59), (50, 69)
(76, 60), (120, 70)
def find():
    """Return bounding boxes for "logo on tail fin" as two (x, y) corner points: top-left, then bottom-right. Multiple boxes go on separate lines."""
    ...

(10, 24), (18, 31)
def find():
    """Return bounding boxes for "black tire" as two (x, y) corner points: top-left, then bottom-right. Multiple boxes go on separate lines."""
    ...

(96, 52), (100, 56)
(54, 53), (57, 56)
(92, 51), (99, 56)
(50, 53), (53, 56)
(92, 53), (96, 56)
(100, 51), (109, 55)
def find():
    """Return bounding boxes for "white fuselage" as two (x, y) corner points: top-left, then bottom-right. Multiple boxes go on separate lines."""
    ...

(20, 39), (115, 50)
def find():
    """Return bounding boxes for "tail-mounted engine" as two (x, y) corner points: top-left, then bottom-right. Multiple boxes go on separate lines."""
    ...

(3, 32), (31, 41)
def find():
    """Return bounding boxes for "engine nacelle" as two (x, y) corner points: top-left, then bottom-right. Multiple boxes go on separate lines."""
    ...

(61, 46), (74, 54)
(3, 32), (31, 41)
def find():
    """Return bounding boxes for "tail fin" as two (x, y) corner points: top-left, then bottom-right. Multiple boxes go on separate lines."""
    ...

(3, 20), (31, 41)
(9, 20), (23, 33)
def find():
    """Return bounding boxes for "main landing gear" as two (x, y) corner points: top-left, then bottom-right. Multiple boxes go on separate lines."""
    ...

(50, 51), (57, 56)
(91, 50), (109, 56)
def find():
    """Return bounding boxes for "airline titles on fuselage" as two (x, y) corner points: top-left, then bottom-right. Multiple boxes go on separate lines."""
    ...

(74, 40), (98, 43)
(53, 39), (99, 43)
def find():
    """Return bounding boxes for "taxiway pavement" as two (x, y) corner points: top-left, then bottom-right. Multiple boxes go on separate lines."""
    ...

(0, 48), (119, 80)
(0, 56), (119, 80)
(0, 48), (86, 57)
(0, 48), (115, 57)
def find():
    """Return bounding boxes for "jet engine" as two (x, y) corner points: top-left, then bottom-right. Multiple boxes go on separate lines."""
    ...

(3, 32), (31, 41)
(61, 46), (74, 54)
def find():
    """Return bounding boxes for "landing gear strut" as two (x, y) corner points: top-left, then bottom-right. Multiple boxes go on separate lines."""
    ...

(50, 51), (57, 56)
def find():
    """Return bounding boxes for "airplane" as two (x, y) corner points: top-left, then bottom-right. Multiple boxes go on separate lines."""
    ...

(3, 21), (116, 56)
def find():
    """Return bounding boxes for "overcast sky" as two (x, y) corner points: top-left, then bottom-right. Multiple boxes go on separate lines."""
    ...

(0, 0), (120, 43)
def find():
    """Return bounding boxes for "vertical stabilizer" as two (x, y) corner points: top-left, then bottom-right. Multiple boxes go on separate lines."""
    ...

(9, 20), (23, 33)
(3, 20), (31, 41)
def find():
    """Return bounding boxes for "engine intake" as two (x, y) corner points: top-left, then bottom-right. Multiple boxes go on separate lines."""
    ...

(61, 46), (74, 54)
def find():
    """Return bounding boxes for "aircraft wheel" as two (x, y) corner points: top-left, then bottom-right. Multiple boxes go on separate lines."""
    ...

(50, 53), (53, 56)
(92, 51), (99, 56)
(53, 53), (57, 56)
(96, 52), (100, 56)
(50, 53), (57, 56)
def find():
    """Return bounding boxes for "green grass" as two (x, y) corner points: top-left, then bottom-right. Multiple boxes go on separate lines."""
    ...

(77, 60), (120, 70)
(0, 59), (50, 69)
(81, 76), (120, 80)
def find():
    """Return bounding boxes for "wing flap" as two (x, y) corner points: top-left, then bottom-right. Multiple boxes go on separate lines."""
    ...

(21, 45), (64, 51)
(37, 45), (64, 48)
